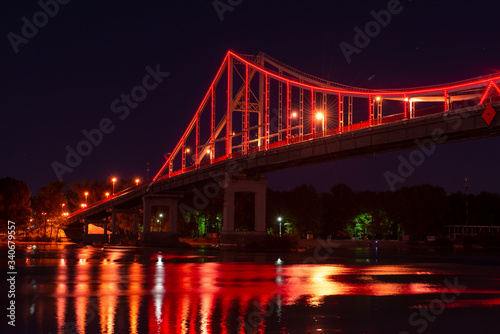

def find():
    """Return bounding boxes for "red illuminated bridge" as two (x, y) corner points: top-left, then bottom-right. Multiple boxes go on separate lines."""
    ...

(69, 51), (500, 246)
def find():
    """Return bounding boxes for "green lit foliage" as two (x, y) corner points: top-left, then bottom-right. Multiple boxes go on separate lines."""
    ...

(345, 210), (397, 240)
(268, 217), (294, 235)
(345, 212), (371, 239)
(179, 209), (222, 237)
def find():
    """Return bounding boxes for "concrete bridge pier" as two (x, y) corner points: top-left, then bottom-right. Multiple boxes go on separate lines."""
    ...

(83, 218), (110, 244)
(141, 194), (182, 246)
(220, 175), (267, 248)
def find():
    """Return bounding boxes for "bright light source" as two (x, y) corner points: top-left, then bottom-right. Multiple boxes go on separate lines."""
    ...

(277, 216), (282, 221)
(376, 96), (381, 101)
(84, 192), (89, 196)
(185, 148), (190, 153)
(292, 111), (298, 118)
(159, 213), (163, 218)
(315, 112), (324, 120)
(206, 148), (211, 154)
(111, 177), (117, 195)
(404, 97), (409, 102)
(135, 178), (140, 185)
(105, 192), (110, 198)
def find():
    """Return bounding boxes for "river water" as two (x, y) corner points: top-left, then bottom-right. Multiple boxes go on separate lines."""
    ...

(3, 243), (500, 334)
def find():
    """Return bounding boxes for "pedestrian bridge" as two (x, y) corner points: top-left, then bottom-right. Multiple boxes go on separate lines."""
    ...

(68, 51), (500, 245)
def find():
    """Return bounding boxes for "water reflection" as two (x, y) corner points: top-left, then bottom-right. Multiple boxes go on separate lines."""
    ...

(75, 258), (89, 333)
(15, 246), (500, 333)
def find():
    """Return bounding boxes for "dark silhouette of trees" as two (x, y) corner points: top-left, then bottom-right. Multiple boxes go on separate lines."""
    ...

(31, 181), (67, 239)
(286, 185), (322, 236)
(0, 177), (32, 234)
(390, 185), (447, 238)
(321, 184), (356, 237)
(3, 174), (499, 241)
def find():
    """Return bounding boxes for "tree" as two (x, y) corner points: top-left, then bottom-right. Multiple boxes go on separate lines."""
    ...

(66, 179), (110, 212)
(31, 181), (68, 239)
(391, 185), (447, 239)
(322, 184), (357, 238)
(345, 211), (396, 239)
(0, 177), (32, 234)
(287, 185), (322, 236)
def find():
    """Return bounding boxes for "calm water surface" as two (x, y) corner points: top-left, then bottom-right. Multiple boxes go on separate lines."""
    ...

(4, 243), (500, 334)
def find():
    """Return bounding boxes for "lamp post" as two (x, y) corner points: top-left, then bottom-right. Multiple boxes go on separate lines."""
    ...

(135, 178), (140, 186)
(277, 216), (282, 237)
(112, 177), (117, 195)
(84, 192), (89, 206)
(316, 112), (325, 132)
(105, 192), (110, 199)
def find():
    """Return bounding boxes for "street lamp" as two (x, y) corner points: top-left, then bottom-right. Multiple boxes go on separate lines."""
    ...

(292, 111), (298, 118)
(111, 177), (117, 195)
(84, 192), (89, 206)
(135, 178), (140, 186)
(277, 216), (282, 237)
(316, 112), (325, 132)
(105, 192), (110, 199)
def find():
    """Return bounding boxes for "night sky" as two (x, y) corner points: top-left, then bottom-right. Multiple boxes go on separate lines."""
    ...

(2, 0), (500, 196)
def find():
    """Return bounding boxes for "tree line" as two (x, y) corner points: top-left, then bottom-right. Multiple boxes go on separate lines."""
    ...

(0, 177), (137, 240)
(1, 176), (499, 240)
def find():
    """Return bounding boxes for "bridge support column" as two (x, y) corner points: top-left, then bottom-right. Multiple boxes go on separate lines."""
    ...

(221, 175), (267, 248)
(142, 194), (182, 246)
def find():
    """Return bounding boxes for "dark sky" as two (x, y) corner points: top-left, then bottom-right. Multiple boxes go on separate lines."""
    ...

(1, 0), (499, 195)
